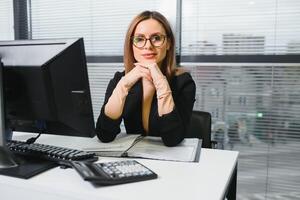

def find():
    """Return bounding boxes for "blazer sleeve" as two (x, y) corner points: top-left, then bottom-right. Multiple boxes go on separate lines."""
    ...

(95, 71), (124, 142)
(158, 73), (196, 146)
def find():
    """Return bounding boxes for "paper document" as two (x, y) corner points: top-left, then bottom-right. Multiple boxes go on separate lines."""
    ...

(83, 134), (202, 162)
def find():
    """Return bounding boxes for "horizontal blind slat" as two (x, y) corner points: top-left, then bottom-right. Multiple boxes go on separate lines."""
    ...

(0, 0), (14, 40)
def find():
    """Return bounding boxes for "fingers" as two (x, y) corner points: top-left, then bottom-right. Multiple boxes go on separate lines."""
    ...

(124, 65), (152, 88)
(135, 65), (152, 82)
(134, 62), (164, 81)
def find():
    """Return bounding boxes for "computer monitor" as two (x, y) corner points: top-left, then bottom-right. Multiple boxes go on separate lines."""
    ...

(0, 38), (95, 170)
(1, 59), (18, 168)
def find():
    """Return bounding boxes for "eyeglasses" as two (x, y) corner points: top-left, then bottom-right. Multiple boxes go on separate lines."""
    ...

(132, 34), (167, 48)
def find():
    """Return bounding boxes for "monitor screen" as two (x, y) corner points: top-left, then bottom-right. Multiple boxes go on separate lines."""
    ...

(0, 38), (95, 137)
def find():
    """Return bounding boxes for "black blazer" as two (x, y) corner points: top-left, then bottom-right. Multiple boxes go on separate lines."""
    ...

(95, 71), (196, 146)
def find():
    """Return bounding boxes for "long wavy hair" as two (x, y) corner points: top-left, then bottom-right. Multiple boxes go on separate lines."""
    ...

(123, 10), (176, 80)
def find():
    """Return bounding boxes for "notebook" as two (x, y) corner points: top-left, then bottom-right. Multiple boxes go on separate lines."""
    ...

(83, 134), (202, 162)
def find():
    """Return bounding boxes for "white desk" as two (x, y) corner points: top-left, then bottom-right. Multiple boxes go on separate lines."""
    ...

(0, 134), (238, 200)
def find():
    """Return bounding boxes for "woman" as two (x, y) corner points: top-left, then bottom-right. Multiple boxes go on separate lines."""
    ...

(96, 11), (195, 146)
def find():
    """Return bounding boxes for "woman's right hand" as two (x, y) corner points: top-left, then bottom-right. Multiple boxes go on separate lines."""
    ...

(122, 65), (153, 89)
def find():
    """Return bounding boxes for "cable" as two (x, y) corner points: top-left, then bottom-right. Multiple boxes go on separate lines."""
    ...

(26, 133), (41, 144)
(120, 135), (145, 157)
(25, 120), (45, 144)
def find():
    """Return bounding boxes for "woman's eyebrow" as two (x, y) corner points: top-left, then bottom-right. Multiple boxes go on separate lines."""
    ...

(149, 32), (164, 35)
(133, 33), (145, 37)
(133, 32), (164, 37)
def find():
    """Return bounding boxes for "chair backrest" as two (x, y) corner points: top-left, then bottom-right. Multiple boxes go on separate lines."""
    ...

(186, 110), (212, 148)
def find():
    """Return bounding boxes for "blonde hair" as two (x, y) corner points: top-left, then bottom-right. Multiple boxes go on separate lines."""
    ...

(123, 10), (176, 80)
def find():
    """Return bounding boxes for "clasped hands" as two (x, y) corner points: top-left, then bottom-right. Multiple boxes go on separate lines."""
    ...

(105, 63), (171, 119)
(122, 63), (165, 89)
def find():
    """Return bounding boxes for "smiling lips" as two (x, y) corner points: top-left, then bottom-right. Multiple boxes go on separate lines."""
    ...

(142, 53), (157, 59)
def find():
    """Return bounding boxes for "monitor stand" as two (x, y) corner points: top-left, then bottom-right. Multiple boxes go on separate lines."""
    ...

(0, 146), (18, 168)
(0, 151), (57, 179)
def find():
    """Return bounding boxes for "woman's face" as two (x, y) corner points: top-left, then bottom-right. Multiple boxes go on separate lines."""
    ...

(132, 19), (169, 67)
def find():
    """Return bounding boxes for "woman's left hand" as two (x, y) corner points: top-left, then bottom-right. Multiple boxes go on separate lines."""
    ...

(134, 63), (165, 85)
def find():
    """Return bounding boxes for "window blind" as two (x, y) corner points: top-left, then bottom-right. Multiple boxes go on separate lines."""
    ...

(184, 63), (300, 199)
(181, 0), (300, 199)
(0, 0), (14, 40)
(30, 0), (175, 55)
(181, 0), (300, 55)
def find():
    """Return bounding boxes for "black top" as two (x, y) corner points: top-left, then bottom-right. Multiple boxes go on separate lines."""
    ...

(95, 71), (196, 146)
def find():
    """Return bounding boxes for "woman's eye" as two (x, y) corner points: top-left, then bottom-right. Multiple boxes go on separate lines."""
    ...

(134, 37), (145, 43)
(151, 35), (161, 42)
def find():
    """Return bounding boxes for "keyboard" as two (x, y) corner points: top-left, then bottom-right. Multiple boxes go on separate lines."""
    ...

(7, 140), (98, 166)
(71, 160), (158, 185)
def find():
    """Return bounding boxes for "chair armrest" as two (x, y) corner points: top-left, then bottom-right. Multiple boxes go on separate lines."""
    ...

(211, 140), (218, 149)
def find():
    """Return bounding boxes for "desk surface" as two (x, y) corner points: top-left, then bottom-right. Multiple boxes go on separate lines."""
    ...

(0, 134), (238, 200)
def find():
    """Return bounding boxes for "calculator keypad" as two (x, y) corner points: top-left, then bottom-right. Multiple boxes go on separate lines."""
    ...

(95, 160), (154, 178)
(71, 160), (157, 185)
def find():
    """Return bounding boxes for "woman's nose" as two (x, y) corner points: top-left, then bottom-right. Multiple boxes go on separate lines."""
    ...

(144, 39), (153, 49)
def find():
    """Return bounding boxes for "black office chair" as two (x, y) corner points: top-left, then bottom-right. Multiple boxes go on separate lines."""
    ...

(186, 110), (216, 148)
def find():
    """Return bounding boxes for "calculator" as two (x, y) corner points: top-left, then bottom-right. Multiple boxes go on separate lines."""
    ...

(71, 160), (158, 185)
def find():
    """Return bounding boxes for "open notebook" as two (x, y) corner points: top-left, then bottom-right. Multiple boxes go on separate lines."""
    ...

(83, 134), (202, 162)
